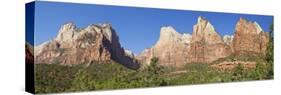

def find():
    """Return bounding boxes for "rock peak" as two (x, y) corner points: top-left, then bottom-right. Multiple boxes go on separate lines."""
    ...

(197, 16), (206, 23)
(236, 17), (264, 34)
(61, 22), (76, 31)
(239, 17), (246, 21)
(160, 26), (178, 35)
(158, 26), (182, 44)
(192, 16), (223, 44)
(137, 26), (191, 66)
(55, 22), (77, 43)
(233, 17), (269, 55)
(98, 23), (112, 28)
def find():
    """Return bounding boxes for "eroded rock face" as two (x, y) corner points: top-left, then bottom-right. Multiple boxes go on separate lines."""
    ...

(35, 23), (139, 69)
(137, 48), (153, 66)
(187, 16), (232, 63)
(232, 18), (269, 55)
(137, 16), (256, 66)
(137, 26), (191, 66)
(137, 16), (270, 67)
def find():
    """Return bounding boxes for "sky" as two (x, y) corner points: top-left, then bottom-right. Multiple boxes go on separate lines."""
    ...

(29, 1), (273, 54)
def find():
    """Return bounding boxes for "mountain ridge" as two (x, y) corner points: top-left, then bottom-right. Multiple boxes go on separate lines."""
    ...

(137, 16), (269, 67)
(32, 16), (269, 69)
(35, 22), (140, 69)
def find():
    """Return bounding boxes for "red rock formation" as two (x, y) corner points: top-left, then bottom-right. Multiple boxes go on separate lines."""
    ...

(137, 26), (191, 67)
(137, 16), (233, 66)
(188, 16), (232, 63)
(35, 23), (139, 69)
(232, 18), (269, 55)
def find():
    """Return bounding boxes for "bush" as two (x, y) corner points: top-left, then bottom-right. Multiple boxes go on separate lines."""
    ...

(232, 63), (244, 81)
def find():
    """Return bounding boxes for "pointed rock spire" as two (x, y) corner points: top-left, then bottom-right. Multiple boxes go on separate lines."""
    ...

(55, 22), (77, 43)
(192, 16), (223, 44)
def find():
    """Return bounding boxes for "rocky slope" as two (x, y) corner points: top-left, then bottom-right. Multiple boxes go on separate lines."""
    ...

(35, 23), (139, 69)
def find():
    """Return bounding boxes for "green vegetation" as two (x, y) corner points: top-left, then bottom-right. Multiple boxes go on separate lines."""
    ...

(265, 23), (274, 79)
(35, 55), (273, 93)
(212, 54), (266, 64)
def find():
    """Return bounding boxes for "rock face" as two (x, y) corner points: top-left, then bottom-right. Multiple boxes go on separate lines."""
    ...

(34, 16), (269, 69)
(188, 16), (232, 63)
(232, 18), (269, 55)
(35, 23), (139, 69)
(137, 26), (191, 66)
(26, 42), (34, 64)
(137, 16), (269, 67)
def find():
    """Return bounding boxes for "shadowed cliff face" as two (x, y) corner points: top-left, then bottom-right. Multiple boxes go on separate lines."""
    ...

(137, 16), (269, 66)
(26, 42), (34, 64)
(35, 23), (139, 69)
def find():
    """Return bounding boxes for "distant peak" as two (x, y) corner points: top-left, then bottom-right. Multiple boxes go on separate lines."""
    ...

(62, 22), (76, 29)
(198, 16), (207, 23)
(161, 26), (175, 31)
(194, 16), (217, 34)
(239, 17), (246, 21)
(96, 23), (112, 28)
(160, 26), (178, 34)
(237, 18), (264, 34)
(57, 22), (77, 35)
(238, 17), (250, 24)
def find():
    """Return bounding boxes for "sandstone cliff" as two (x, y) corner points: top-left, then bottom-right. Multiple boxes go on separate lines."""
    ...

(35, 23), (139, 69)
(34, 16), (269, 69)
(137, 26), (191, 66)
(188, 16), (232, 63)
(137, 16), (268, 67)
(232, 18), (269, 55)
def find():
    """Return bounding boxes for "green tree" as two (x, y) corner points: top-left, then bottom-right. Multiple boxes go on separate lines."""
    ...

(255, 62), (267, 79)
(70, 69), (95, 91)
(265, 23), (274, 78)
(147, 57), (164, 75)
(232, 63), (244, 81)
(139, 57), (168, 86)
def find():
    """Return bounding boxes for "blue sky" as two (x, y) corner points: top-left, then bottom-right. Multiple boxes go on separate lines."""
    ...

(31, 1), (273, 54)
